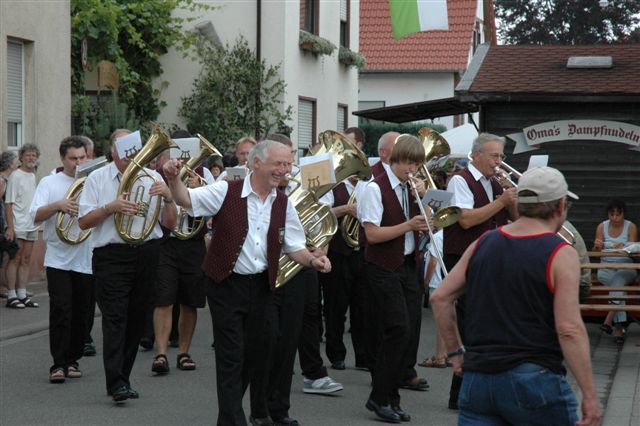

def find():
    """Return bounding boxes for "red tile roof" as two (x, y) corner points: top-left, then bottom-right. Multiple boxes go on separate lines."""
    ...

(469, 44), (640, 95)
(360, 0), (478, 72)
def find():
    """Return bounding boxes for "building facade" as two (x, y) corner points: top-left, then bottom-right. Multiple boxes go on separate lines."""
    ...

(155, 0), (360, 155)
(1, 0), (71, 178)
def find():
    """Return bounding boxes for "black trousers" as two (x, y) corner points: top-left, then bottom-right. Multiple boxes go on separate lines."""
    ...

(321, 249), (370, 366)
(93, 241), (158, 394)
(367, 257), (421, 407)
(84, 277), (96, 345)
(46, 267), (93, 370)
(444, 254), (465, 406)
(251, 268), (327, 420)
(209, 273), (271, 426)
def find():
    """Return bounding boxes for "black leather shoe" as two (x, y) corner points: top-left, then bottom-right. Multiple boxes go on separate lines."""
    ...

(392, 405), (411, 422)
(126, 387), (139, 399)
(331, 360), (346, 370)
(366, 399), (401, 423)
(273, 417), (300, 426)
(399, 376), (429, 391)
(111, 386), (130, 403)
(249, 416), (274, 426)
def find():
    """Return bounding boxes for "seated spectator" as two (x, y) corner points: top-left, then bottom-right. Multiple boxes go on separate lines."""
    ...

(592, 199), (638, 344)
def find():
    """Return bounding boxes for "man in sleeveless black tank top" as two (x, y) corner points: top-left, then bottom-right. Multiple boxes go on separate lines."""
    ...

(432, 166), (600, 426)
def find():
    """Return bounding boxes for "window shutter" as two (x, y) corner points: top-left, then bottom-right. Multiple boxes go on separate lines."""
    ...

(337, 105), (346, 132)
(298, 99), (314, 149)
(7, 41), (23, 123)
(340, 0), (348, 22)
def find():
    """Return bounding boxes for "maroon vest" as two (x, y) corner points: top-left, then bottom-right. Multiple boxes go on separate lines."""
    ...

(365, 172), (419, 271)
(371, 161), (386, 178)
(328, 182), (354, 256)
(203, 179), (287, 290)
(444, 168), (510, 256)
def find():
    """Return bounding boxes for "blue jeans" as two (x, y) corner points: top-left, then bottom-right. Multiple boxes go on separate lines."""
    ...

(458, 363), (578, 426)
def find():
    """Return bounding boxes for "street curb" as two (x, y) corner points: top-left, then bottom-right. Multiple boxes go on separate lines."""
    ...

(602, 324), (640, 426)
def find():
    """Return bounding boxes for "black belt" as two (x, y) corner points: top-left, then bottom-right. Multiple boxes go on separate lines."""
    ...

(230, 271), (268, 280)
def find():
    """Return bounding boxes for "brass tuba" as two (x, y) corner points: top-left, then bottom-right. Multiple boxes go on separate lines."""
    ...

(55, 157), (108, 244)
(173, 134), (221, 240)
(340, 191), (360, 248)
(275, 130), (372, 287)
(114, 129), (177, 244)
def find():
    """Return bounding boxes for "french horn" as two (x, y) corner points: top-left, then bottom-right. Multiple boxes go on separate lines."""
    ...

(275, 130), (372, 287)
(114, 129), (177, 244)
(173, 134), (221, 239)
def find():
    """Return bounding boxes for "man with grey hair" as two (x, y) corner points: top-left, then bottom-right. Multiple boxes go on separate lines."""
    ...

(163, 139), (332, 426)
(443, 132), (518, 409)
(432, 167), (600, 425)
(5, 143), (40, 309)
(371, 131), (399, 178)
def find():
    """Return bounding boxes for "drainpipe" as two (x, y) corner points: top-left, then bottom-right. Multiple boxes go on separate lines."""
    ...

(255, 0), (262, 138)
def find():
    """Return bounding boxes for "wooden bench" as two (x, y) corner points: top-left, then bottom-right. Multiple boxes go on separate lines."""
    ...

(580, 252), (640, 314)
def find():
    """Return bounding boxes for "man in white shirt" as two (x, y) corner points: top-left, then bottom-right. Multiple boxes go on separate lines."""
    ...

(78, 129), (177, 403)
(359, 135), (429, 423)
(218, 136), (257, 181)
(30, 136), (92, 383)
(164, 139), (331, 426)
(4, 143), (40, 309)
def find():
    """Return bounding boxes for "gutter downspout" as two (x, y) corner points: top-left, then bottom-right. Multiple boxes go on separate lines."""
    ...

(255, 0), (262, 138)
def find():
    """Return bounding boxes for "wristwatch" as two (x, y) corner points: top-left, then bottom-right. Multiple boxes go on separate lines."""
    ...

(446, 346), (466, 358)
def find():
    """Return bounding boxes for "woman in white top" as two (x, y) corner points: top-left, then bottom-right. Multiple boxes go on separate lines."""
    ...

(593, 199), (638, 343)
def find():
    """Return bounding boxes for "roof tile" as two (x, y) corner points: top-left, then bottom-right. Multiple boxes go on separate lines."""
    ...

(470, 45), (640, 94)
(360, 0), (478, 71)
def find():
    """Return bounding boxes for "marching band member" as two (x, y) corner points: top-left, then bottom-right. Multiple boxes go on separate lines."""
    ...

(30, 136), (92, 383)
(443, 133), (517, 409)
(371, 131), (398, 178)
(163, 140), (331, 426)
(78, 129), (176, 403)
(360, 135), (428, 423)
(218, 136), (257, 181)
(151, 131), (215, 375)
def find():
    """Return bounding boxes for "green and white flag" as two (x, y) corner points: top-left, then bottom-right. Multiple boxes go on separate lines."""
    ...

(390, 0), (449, 40)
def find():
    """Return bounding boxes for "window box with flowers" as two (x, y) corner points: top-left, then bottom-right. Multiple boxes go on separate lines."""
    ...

(299, 30), (336, 56)
(338, 47), (366, 70)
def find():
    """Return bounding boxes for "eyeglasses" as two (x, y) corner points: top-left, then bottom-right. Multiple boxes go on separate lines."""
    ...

(482, 152), (507, 161)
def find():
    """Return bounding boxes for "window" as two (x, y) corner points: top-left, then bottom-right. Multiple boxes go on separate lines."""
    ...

(337, 104), (348, 132)
(298, 97), (316, 155)
(300, 0), (319, 34)
(340, 0), (350, 48)
(7, 40), (24, 147)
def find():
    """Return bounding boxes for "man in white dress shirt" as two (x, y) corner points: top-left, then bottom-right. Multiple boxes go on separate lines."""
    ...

(78, 129), (176, 403)
(164, 140), (331, 426)
(30, 136), (92, 383)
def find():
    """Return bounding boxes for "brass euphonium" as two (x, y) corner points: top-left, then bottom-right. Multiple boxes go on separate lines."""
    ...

(114, 129), (177, 244)
(415, 128), (462, 229)
(275, 130), (372, 287)
(340, 191), (360, 248)
(55, 157), (108, 244)
(173, 134), (221, 240)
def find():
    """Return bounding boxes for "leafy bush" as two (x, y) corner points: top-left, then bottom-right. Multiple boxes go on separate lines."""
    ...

(178, 36), (293, 153)
(359, 122), (447, 156)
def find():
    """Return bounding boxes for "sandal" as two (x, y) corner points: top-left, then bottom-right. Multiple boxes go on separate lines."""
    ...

(600, 324), (613, 335)
(6, 297), (25, 309)
(177, 353), (196, 371)
(418, 356), (447, 368)
(152, 354), (170, 374)
(66, 363), (82, 378)
(49, 367), (66, 383)
(20, 297), (39, 308)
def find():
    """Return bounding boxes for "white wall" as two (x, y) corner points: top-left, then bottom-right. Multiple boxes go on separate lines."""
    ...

(0, 0), (71, 179)
(155, 0), (360, 152)
(359, 72), (456, 130)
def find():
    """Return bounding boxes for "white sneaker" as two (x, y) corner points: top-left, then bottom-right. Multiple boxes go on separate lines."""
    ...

(303, 376), (343, 394)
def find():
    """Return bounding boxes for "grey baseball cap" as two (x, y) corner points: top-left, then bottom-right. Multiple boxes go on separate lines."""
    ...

(517, 166), (579, 203)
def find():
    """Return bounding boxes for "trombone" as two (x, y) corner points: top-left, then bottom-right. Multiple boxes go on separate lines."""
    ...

(467, 153), (575, 244)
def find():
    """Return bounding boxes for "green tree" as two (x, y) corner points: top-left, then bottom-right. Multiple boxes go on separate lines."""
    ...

(71, 0), (210, 121)
(178, 37), (293, 153)
(495, 0), (640, 44)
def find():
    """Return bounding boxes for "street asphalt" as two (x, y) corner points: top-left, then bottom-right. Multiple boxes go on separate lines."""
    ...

(0, 280), (638, 425)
